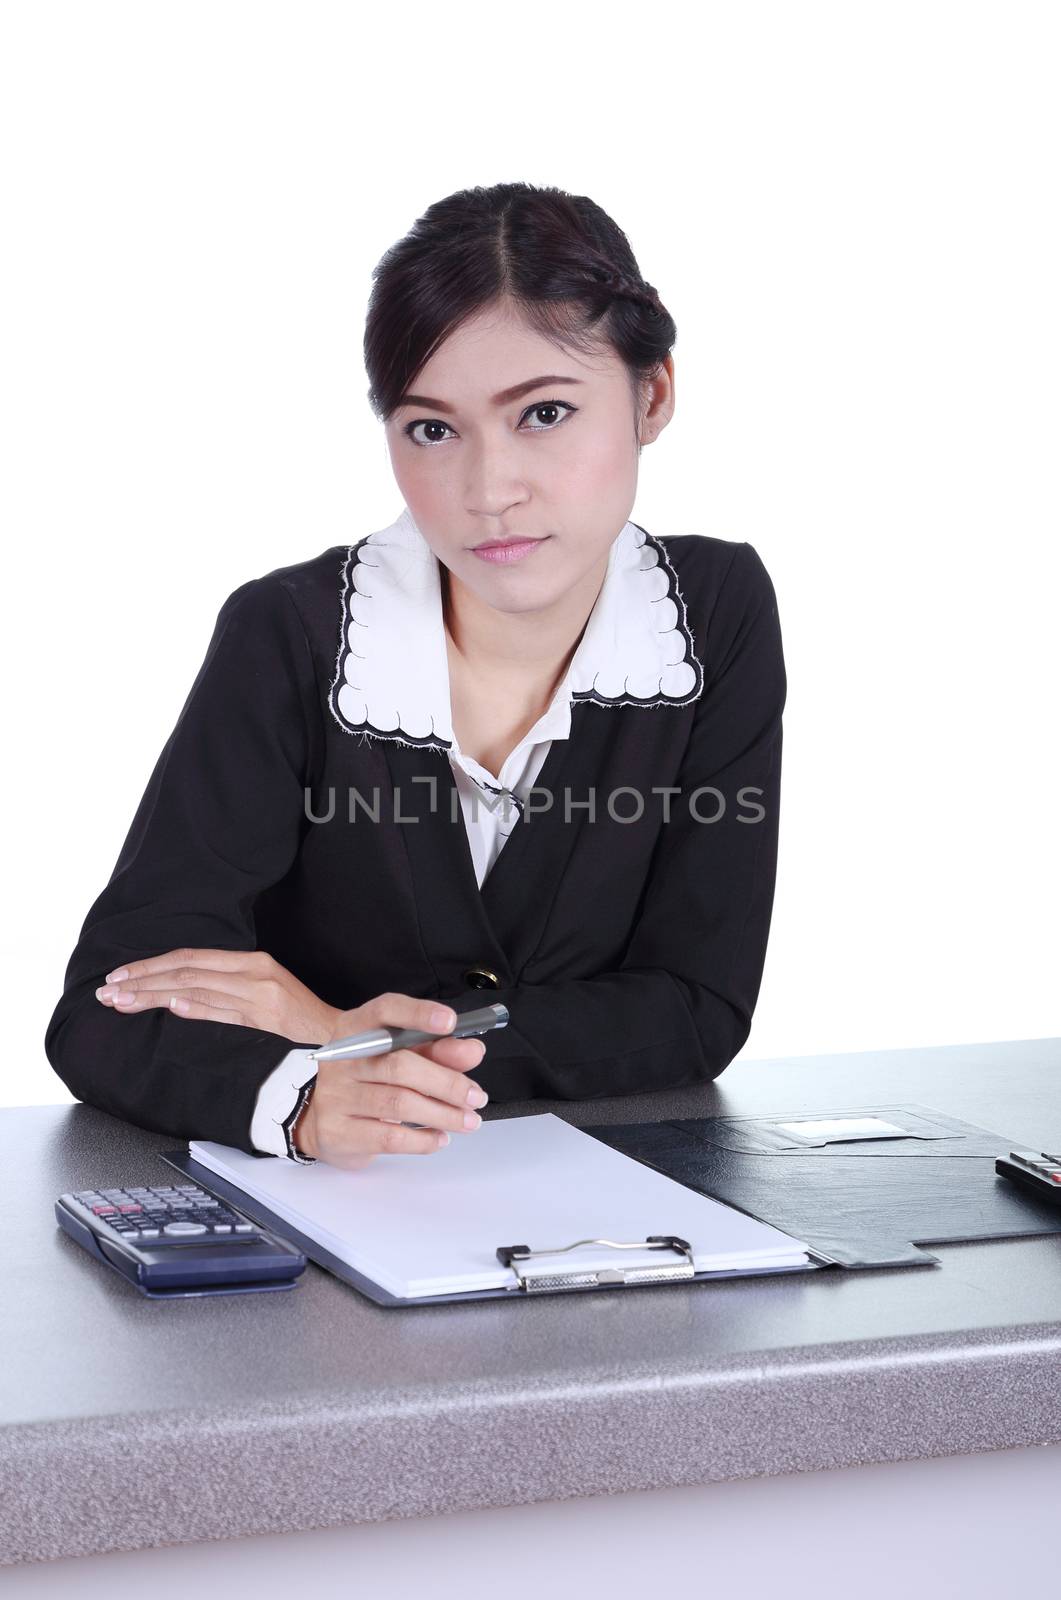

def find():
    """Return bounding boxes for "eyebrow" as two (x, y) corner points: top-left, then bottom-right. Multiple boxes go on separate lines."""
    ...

(394, 375), (584, 415)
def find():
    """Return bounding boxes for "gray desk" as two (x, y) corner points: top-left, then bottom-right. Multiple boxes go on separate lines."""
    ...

(4, 1036), (1061, 1570)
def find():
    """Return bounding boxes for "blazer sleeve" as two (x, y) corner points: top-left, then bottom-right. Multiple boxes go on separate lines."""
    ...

(438, 541), (786, 1103)
(44, 574), (325, 1154)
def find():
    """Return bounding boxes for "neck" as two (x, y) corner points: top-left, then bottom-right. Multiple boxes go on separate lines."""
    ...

(442, 555), (609, 705)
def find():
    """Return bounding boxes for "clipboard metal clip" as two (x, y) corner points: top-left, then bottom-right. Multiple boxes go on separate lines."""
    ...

(496, 1234), (695, 1293)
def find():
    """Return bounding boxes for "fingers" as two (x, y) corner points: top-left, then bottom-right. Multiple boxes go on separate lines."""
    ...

(414, 1034), (487, 1074)
(381, 1038), (489, 1105)
(319, 1118), (451, 1167)
(95, 981), (252, 1022)
(370, 1047), (490, 1132)
(96, 960), (268, 1013)
(101, 948), (268, 985)
(310, 1040), (490, 1161)
(354, 992), (459, 1037)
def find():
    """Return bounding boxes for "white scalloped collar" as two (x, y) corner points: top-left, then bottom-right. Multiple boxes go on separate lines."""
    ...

(328, 506), (704, 751)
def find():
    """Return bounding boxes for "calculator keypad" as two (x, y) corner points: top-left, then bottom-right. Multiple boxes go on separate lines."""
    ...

(1008, 1151), (1061, 1182)
(71, 1184), (260, 1244)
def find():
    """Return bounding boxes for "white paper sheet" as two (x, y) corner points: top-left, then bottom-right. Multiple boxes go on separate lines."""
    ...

(189, 1113), (811, 1298)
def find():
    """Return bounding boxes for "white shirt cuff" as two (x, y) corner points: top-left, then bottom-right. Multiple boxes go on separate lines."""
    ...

(250, 1047), (319, 1158)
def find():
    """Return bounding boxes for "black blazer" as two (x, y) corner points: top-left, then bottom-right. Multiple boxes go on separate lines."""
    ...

(45, 524), (786, 1155)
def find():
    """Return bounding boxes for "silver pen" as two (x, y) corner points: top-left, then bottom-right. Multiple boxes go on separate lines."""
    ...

(308, 1002), (509, 1062)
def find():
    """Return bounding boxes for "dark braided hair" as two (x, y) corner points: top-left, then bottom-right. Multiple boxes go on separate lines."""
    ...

(593, 270), (665, 316)
(363, 182), (676, 438)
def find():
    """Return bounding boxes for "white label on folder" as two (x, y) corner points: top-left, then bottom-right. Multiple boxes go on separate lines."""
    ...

(776, 1116), (909, 1140)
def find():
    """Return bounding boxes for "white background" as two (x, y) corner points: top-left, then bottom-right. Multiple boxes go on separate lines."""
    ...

(3, 0), (1058, 1110)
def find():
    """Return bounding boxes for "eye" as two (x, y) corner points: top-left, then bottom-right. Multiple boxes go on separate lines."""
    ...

(519, 400), (576, 432)
(403, 419), (457, 446)
(402, 400), (577, 447)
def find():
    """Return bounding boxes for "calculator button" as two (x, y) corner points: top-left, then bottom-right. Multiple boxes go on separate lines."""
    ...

(211, 1223), (233, 1233)
(234, 1223), (255, 1234)
(92, 1205), (117, 1215)
(139, 1227), (160, 1237)
(163, 1221), (208, 1236)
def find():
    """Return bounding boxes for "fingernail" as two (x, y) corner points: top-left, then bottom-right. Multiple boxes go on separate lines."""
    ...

(96, 986), (116, 1001)
(106, 968), (129, 983)
(438, 1133), (451, 1147)
(170, 997), (190, 1014)
(466, 1087), (488, 1108)
(113, 993), (138, 1007)
(431, 1007), (456, 1030)
(463, 1110), (482, 1130)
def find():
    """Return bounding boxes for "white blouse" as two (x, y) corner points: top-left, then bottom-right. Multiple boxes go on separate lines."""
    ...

(445, 669), (576, 890)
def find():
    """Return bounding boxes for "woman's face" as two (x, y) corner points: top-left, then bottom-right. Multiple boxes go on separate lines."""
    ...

(384, 301), (673, 617)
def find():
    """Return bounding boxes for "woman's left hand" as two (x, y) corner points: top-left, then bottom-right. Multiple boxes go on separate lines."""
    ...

(94, 949), (341, 1044)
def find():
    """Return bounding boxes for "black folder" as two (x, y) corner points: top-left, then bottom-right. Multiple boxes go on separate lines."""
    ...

(583, 1101), (1061, 1269)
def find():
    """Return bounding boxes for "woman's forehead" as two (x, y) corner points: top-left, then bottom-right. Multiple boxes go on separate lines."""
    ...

(399, 320), (620, 409)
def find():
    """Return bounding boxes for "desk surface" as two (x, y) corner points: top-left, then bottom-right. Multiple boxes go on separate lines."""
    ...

(4, 1036), (1061, 1566)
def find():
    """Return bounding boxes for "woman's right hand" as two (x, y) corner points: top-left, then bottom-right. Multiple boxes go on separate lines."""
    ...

(292, 992), (490, 1169)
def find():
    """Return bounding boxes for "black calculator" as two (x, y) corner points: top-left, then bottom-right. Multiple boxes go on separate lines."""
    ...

(55, 1181), (307, 1298)
(995, 1149), (1061, 1206)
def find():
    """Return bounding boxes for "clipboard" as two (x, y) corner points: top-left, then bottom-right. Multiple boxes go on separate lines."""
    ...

(159, 1146), (835, 1306)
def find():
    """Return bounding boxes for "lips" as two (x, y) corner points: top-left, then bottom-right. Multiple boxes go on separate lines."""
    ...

(472, 536), (546, 551)
(470, 534), (551, 565)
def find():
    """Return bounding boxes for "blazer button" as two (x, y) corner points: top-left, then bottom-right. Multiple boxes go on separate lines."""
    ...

(463, 965), (502, 990)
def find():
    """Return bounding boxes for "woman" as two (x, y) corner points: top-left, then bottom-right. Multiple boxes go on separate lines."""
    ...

(45, 180), (786, 1171)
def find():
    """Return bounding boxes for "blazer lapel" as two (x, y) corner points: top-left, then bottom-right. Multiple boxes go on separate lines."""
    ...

(381, 741), (507, 985)
(476, 727), (592, 970)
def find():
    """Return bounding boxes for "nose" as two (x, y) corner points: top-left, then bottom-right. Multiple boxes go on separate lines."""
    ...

(463, 436), (531, 518)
